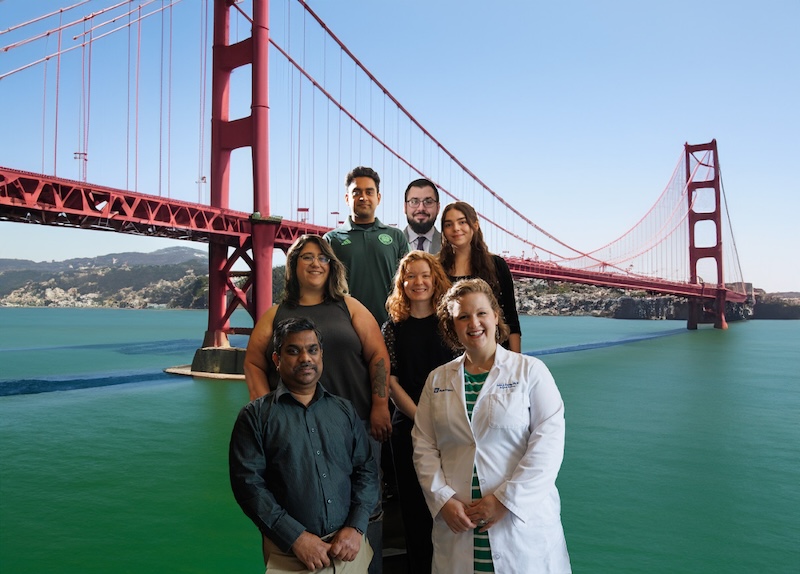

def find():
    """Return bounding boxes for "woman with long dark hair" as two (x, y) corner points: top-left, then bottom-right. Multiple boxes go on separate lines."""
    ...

(439, 201), (521, 352)
(244, 234), (391, 439)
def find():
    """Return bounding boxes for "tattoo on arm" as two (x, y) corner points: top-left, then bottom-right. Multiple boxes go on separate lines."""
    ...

(372, 358), (387, 398)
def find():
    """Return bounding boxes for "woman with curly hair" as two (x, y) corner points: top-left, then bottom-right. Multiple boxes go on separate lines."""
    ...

(413, 278), (571, 573)
(382, 250), (455, 573)
(439, 201), (521, 352)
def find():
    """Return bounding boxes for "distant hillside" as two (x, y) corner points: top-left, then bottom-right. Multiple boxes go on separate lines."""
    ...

(0, 246), (206, 272)
(0, 247), (211, 308)
(0, 246), (286, 309)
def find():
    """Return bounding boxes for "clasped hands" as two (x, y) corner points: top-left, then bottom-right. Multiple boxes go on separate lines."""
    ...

(291, 526), (363, 571)
(440, 493), (509, 534)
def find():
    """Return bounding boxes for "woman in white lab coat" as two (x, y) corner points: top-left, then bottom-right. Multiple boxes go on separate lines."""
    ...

(412, 278), (571, 573)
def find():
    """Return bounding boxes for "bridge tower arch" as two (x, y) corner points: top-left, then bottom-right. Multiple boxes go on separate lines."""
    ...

(685, 139), (727, 330)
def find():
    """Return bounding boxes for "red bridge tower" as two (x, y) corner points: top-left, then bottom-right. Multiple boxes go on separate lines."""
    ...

(204, 0), (275, 348)
(685, 140), (728, 329)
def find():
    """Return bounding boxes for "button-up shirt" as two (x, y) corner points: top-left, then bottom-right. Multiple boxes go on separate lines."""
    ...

(229, 382), (378, 552)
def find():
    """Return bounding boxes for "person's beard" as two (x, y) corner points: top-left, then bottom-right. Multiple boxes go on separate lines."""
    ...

(407, 216), (435, 235)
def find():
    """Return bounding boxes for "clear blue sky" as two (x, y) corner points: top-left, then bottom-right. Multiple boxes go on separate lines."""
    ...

(1, 0), (797, 292)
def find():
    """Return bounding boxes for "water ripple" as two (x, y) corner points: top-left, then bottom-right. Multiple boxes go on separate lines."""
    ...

(525, 328), (686, 356)
(0, 369), (174, 396)
(0, 338), (201, 355)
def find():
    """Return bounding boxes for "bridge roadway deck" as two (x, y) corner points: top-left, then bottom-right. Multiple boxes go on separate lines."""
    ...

(0, 166), (327, 251)
(1, 166), (746, 303)
(505, 258), (748, 303)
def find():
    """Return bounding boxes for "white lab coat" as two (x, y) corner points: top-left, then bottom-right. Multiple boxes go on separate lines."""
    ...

(412, 346), (571, 574)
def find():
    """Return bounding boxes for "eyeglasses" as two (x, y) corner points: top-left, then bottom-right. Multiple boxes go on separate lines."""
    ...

(406, 198), (438, 208)
(298, 254), (331, 265)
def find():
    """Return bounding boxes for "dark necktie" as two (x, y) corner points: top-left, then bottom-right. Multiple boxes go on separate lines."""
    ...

(416, 236), (426, 251)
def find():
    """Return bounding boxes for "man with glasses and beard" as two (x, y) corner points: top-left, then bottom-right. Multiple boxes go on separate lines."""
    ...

(402, 178), (442, 254)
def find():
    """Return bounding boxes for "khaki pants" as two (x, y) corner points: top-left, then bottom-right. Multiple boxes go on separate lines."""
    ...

(262, 532), (373, 574)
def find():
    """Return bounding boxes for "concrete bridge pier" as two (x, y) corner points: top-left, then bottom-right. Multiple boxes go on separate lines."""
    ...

(687, 293), (728, 330)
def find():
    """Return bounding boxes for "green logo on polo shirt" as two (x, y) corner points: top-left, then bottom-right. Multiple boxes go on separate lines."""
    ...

(378, 234), (393, 245)
(340, 238), (352, 246)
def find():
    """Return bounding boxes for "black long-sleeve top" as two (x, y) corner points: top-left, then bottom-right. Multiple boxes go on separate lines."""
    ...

(382, 314), (456, 425)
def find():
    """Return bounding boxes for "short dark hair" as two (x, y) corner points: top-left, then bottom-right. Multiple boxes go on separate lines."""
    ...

(345, 166), (380, 193)
(272, 317), (323, 356)
(404, 178), (439, 202)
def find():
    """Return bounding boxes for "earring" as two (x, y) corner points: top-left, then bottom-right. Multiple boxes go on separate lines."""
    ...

(495, 326), (500, 341)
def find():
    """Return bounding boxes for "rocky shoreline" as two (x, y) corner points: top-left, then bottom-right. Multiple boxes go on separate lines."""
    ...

(513, 280), (753, 321)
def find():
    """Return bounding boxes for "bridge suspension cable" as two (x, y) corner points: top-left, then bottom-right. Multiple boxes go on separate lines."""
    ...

(719, 170), (745, 289)
(0, 0), (746, 299)
(2, 0), (191, 196)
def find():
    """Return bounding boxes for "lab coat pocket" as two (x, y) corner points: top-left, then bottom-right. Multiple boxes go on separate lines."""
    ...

(509, 513), (561, 559)
(431, 388), (455, 427)
(487, 393), (528, 429)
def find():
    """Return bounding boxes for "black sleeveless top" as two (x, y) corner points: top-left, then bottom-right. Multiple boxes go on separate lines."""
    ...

(268, 299), (372, 420)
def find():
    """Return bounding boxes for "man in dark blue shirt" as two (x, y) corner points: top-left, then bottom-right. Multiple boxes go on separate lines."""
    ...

(230, 317), (379, 572)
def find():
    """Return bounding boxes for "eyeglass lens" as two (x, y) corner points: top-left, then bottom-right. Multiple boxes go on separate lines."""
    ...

(299, 254), (330, 264)
(407, 198), (437, 207)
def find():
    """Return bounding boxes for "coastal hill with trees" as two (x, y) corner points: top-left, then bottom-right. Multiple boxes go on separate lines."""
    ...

(0, 247), (796, 319)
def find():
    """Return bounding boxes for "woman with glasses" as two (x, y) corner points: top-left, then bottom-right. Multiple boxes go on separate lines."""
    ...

(381, 251), (455, 573)
(244, 234), (392, 572)
(439, 201), (522, 352)
(244, 234), (392, 443)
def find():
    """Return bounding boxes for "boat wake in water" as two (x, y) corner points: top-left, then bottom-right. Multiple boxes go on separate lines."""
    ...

(525, 327), (686, 356)
(0, 369), (176, 396)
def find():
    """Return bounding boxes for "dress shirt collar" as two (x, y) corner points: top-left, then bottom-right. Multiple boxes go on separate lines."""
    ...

(273, 380), (329, 406)
(406, 227), (435, 245)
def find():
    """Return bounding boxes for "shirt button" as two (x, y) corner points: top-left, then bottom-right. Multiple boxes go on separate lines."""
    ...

(322, 473), (327, 478)
(327, 499), (332, 504)
(316, 450), (321, 455)
(310, 428), (316, 433)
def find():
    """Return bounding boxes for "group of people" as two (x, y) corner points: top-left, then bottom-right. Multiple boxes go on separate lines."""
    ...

(229, 167), (571, 573)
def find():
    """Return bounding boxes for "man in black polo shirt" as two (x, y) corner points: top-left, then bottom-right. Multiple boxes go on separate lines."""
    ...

(230, 317), (379, 573)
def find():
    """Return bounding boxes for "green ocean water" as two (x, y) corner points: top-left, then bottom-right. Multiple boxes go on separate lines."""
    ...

(0, 308), (798, 573)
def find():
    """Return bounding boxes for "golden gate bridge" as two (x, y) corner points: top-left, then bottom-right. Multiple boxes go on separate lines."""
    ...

(0, 0), (748, 346)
